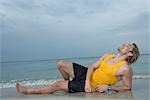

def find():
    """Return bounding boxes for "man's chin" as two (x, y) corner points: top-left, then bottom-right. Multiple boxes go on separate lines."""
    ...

(117, 48), (124, 54)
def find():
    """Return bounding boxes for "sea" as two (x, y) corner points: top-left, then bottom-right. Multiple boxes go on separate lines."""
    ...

(0, 54), (150, 89)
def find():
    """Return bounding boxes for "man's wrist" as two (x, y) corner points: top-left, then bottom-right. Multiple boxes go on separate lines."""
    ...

(85, 80), (89, 84)
(85, 79), (90, 82)
(108, 85), (112, 90)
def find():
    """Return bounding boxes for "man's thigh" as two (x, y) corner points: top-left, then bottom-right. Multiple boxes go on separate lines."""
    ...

(59, 60), (75, 78)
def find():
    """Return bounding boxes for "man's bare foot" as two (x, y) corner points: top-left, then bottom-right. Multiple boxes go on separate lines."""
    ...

(16, 83), (28, 94)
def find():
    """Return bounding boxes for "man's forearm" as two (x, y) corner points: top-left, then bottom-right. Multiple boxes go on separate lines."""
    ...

(85, 60), (101, 82)
(86, 66), (95, 82)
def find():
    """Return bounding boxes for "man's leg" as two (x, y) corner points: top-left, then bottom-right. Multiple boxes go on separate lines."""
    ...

(57, 60), (74, 80)
(16, 80), (68, 94)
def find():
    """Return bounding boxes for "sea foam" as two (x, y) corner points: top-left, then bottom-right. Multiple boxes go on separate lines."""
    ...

(0, 75), (150, 89)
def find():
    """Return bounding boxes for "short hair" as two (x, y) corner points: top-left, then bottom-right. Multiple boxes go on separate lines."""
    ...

(125, 43), (140, 64)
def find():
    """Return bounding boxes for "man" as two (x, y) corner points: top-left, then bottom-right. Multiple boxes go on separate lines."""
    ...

(16, 43), (140, 94)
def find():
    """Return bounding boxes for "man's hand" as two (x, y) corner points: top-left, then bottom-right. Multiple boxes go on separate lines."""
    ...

(84, 80), (92, 93)
(96, 85), (108, 92)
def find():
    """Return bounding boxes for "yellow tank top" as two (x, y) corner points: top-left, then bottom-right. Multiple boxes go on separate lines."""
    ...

(91, 54), (127, 91)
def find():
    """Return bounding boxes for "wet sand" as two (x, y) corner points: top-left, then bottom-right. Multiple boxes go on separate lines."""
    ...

(0, 79), (149, 100)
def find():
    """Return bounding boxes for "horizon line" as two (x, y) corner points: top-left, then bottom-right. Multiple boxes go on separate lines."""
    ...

(1, 53), (150, 63)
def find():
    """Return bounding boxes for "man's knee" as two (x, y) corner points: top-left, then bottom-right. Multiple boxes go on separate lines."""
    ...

(55, 81), (68, 90)
(57, 60), (66, 68)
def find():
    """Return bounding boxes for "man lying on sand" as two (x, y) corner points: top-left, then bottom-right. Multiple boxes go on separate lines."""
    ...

(16, 43), (140, 94)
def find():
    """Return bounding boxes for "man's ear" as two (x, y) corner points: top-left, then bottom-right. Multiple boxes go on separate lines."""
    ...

(127, 52), (133, 57)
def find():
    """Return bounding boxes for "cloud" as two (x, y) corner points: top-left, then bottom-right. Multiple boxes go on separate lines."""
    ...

(0, 0), (149, 61)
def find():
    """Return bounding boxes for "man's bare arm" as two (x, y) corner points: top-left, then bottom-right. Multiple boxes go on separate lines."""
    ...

(112, 65), (133, 91)
(86, 54), (107, 82)
(84, 54), (107, 92)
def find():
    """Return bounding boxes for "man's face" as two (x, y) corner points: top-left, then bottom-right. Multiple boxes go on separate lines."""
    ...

(118, 43), (134, 54)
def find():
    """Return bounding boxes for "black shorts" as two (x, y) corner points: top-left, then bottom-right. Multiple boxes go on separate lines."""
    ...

(68, 63), (88, 93)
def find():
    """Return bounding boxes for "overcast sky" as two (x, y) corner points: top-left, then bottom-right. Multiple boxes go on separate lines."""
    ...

(0, 0), (149, 62)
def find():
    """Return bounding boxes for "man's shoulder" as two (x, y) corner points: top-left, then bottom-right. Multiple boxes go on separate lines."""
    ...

(121, 63), (131, 69)
(121, 64), (133, 74)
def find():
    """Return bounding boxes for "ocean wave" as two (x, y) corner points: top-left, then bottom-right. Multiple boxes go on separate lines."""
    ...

(133, 75), (150, 79)
(0, 79), (60, 89)
(0, 75), (150, 89)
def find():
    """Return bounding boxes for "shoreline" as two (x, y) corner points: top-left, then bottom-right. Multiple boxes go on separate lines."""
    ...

(0, 78), (149, 100)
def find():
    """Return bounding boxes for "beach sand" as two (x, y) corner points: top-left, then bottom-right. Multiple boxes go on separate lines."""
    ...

(1, 79), (149, 100)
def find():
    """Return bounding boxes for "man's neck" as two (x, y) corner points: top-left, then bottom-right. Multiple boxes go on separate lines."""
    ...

(114, 53), (127, 62)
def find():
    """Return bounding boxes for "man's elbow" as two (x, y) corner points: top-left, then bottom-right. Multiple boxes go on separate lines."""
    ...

(119, 86), (132, 91)
(126, 88), (131, 91)
(89, 65), (97, 70)
(124, 86), (132, 91)
(119, 88), (131, 92)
